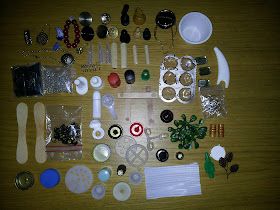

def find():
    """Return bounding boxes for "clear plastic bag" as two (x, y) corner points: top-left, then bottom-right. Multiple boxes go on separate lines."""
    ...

(41, 65), (76, 94)
(199, 84), (227, 119)
(11, 63), (43, 97)
(46, 105), (82, 161)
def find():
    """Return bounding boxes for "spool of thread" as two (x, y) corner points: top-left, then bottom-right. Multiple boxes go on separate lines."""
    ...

(209, 124), (216, 138)
(218, 124), (224, 137)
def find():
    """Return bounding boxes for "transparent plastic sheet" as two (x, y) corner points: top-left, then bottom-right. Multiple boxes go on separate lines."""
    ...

(41, 65), (76, 94)
(144, 163), (202, 199)
(45, 105), (82, 161)
(11, 63), (43, 97)
(199, 84), (227, 119)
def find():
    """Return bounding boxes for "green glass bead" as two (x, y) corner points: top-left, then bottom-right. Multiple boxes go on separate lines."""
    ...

(141, 69), (150, 80)
(204, 152), (215, 178)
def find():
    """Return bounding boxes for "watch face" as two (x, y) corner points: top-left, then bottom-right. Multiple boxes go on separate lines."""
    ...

(155, 9), (176, 29)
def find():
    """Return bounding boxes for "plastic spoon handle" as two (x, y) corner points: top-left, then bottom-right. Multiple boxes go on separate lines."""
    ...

(34, 102), (47, 163)
(108, 106), (118, 120)
(16, 103), (28, 164)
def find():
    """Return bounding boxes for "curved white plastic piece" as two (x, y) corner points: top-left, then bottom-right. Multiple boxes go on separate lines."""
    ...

(74, 76), (88, 95)
(90, 76), (103, 90)
(102, 94), (117, 120)
(93, 91), (101, 119)
(214, 47), (230, 88)
(121, 43), (127, 69)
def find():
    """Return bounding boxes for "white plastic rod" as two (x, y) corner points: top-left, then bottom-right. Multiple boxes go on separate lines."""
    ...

(111, 42), (118, 69)
(34, 102), (47, 164)
(121, 43), (127, 68)
(144, 45), (150, 65)
(93, 91), (101, 119)
(16, 103), (28, 164)
(214, 47), (230, 88)
(133, 45), (138, 64)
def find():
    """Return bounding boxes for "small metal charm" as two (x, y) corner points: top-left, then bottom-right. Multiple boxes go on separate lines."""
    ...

(100, 13), (111, 25)
(198, 79), (210, 87)
(36, 31), (48, 45)
(24, 30), (32, 45)
(76, 47), (83, 54)
(61, 53), (74, 65)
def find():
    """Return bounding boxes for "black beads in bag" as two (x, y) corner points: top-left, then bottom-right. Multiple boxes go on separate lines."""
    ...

(11, 63), (43, 97)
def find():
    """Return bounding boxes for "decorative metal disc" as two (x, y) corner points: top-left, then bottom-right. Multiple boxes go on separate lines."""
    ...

(36, 31), (48, 45)
(79, 12), (93, 26)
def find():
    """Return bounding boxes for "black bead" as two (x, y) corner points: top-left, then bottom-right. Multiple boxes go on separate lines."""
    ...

(156, 149), (169, 162)
(97, 25), (108, 39)
(143, 28), (151, 40)
(124, 69), (135, 84)
(120, 29), (130, 43)
(121, 4), (129, 26)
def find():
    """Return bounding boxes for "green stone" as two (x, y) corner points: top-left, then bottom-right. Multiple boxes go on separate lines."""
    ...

(141, 69), (150, 80)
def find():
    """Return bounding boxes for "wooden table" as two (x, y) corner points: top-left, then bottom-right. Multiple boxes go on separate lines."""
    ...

(0, 0), (279, 209)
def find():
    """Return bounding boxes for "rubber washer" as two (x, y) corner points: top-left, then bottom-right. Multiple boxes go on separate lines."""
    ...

(108, 124), (123, 139)
(156, 149), (169, 162)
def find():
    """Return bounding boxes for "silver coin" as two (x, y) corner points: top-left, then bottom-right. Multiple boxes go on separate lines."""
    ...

(79, 12), (93, 26)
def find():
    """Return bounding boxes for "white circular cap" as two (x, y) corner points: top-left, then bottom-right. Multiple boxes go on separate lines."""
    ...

(210, 145), (226, 161)
(91, 184), (106, 200)
(74, 76), (88, 95)
(113, 182), (131, 201)
(129, 172), (142, 185)
(93, 144), (111, 162)
(90, 76), (103, 89)
(65, 165), (93, 194)
(102, 94), (114, 108)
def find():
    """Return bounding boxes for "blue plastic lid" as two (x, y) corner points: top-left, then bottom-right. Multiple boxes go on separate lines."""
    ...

(98, 168), (111, 182)
(40, 168), (60, 189)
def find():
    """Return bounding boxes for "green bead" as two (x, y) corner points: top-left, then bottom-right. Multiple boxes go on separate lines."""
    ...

(204, 152), (215, 178)
(141, 69), (150, 80)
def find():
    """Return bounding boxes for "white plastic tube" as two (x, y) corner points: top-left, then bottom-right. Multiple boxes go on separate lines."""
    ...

(144, 45), (150, 64)
(121, 43), (127, 68)
(111, 42), (117, 69)
(93, 91), (101, 119)
(133, 45), (138, 64)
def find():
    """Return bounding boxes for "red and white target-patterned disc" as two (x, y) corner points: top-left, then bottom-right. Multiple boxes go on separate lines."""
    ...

(130, 122), (144, 137)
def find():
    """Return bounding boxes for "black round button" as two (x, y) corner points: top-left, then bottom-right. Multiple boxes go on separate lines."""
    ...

(176, 152), (184, 160)
(160, 110), (173, 123)
(97, 25), (108, 39)
(81, 26), (94, 41)
(155, 9), (176, 29)
(108, 124), (123, 139)
(156, 149), (169, 162)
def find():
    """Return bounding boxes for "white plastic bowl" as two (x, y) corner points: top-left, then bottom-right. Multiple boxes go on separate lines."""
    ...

(179, 12), (213, 45)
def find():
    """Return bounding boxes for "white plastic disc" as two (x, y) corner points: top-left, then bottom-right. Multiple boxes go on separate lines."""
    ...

(126, 144), (148, 167)
(91, 184), (106, 200)
(210, 144), (226, 161)
(113, 182), (131, 201)
(115, 135), (136, 158)
(65, 165), (93, 194)
(93, 144), (111, 162)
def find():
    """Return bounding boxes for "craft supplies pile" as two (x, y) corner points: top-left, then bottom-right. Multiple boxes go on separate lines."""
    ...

(13, 5), (239, 201)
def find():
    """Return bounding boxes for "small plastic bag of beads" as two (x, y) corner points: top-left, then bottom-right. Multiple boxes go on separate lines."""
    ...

(41, 65), (76, 95)
(11, 62), (44, 97)
(45, 105), (82, 161)
(199, 84), (227, 119)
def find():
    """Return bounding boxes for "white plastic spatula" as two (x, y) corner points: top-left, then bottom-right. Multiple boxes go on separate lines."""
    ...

(16, 103), (28, 164)
(34, 102), (47, 163)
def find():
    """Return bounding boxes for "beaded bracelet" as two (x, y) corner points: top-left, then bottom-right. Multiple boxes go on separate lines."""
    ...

(63, 19), (81, 48)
